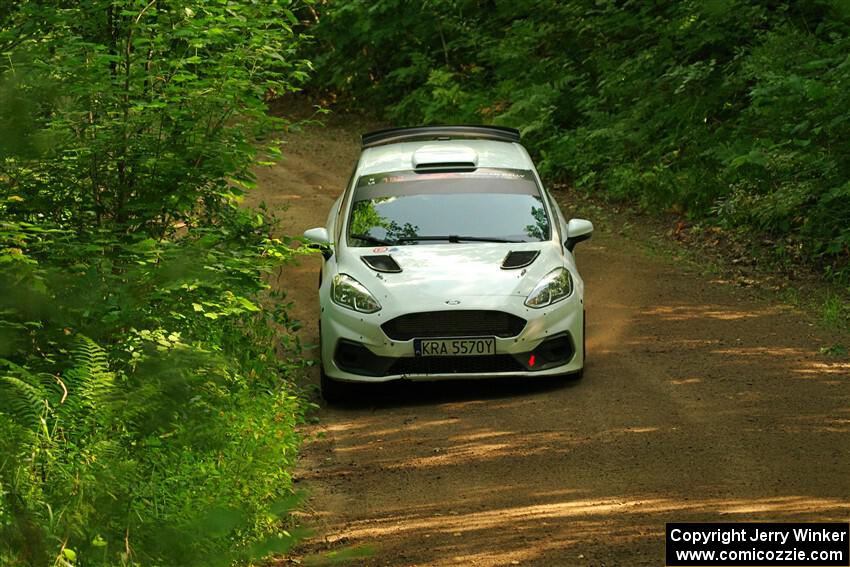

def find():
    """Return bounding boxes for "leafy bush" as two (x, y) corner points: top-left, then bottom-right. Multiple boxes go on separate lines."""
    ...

(0, 217), (312, 565)
(1, 1), (314, 564)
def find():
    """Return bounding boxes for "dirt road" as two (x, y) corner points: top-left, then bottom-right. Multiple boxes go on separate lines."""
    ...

(249, 115), (850, 566)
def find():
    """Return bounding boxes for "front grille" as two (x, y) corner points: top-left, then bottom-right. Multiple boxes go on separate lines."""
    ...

(390, 354), (525, 375)
(382, 310), (526, 341)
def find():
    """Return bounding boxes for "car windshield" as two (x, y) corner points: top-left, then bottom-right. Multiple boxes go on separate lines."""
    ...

(347, 168), (550, 246)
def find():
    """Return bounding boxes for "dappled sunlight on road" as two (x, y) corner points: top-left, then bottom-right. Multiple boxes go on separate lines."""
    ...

(795, 361), (850, 375)
(332, 495), (849, 540)
(711, 346), (809, 357)
(670, 377), (703, 385)
(782, 411), (850, 433)
(315, 492), (849, 565)
(325, 417), (464, 441)
(640, 304), (775, 321)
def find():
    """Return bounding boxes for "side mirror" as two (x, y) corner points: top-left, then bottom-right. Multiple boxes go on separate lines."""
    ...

(303, 227), (332, 259)
(565, 219), (593, 252)
(303, 227), (330, 244)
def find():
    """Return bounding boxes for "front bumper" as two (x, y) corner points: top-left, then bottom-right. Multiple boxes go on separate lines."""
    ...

(320, 293), (584, 383)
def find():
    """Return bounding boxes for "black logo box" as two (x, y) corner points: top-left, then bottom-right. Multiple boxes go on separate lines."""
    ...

(666, 522), (849, 566)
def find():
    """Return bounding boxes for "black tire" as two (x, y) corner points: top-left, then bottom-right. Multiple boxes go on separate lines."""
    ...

(320, 366), (349, 404)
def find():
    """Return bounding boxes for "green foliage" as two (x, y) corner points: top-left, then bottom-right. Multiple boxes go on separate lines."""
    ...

(2, 0), (311, 233)
(819, 343), (848, 357)
(310, 0), (850, 279)
(0, 0), (315, 565)
(821, 292), (848, 327)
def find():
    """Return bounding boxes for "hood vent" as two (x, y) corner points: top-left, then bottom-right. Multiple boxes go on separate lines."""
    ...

(501, 250), (539, 270)
(361, 254), (402, 273)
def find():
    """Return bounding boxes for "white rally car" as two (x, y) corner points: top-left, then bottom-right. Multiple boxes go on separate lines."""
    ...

(303, 126), (593, 402)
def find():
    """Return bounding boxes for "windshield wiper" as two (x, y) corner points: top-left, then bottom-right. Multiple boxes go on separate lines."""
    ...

(349, 233), (394, 246)
(396, 235), (525, 243)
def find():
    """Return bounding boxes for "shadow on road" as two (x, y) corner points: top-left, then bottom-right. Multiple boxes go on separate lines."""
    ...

(323, 374), (584, 410)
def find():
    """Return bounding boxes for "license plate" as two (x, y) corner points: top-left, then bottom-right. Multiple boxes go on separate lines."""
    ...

(414, 337), (496, 357)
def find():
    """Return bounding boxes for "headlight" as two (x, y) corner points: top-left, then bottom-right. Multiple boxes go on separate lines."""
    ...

(331, 274), (381, 313)
(525, 268), (573, 308)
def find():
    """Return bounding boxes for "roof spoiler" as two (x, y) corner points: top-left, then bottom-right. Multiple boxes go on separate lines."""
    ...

(361, 125), (521, 148)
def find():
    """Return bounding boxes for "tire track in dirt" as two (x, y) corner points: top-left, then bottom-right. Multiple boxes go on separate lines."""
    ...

(249, 115), (850, 566)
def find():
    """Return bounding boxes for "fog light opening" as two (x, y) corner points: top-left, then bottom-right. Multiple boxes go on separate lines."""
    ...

(517, 334), (575, 371)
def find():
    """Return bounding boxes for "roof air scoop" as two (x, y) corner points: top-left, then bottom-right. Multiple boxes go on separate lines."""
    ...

(413, 145), (478, 173)
(361, 255), (402, 273)
(501, 250), (539, 270)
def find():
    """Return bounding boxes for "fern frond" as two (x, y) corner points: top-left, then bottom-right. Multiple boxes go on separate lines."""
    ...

(0, 374), (47, 430)
(59, 335), (116, 423)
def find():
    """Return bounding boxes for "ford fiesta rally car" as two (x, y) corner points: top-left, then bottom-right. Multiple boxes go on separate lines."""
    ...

(303, 126), (593, 402)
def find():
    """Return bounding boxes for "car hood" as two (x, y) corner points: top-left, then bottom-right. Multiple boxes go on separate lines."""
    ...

(341, 242), (568, 304)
